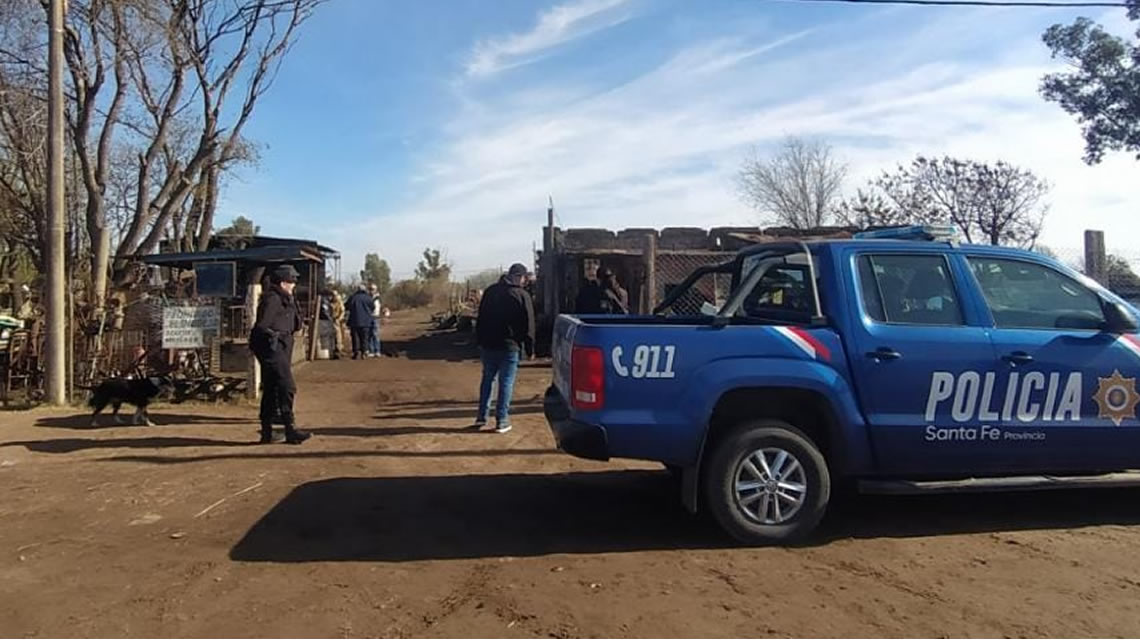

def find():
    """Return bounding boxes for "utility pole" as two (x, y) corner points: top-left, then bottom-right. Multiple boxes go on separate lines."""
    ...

(542, 196), (557, 318)
(45, 0), (67, 405)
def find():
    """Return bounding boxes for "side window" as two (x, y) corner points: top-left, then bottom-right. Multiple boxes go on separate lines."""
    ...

(968, 257), (1105, 330)
(856, 254), (964, 326)
(739, 265), (812, 318)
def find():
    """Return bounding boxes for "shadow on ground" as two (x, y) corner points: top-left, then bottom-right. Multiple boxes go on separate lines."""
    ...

(380, 325), (552, 365)
(4, 436), (252, 453)
(34, 413), (255, 429)
(312, 425), (493, 437)
(374, 405), (542, 421)
(385, 326), (479, 362)
(363, 395), (545, 411)
(230, 471), (717, 562)
(229, 471), (1140, 562)
(102, 447), (558, 465)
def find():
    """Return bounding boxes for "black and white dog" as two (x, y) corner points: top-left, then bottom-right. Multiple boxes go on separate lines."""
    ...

(86, 376), (172, 426)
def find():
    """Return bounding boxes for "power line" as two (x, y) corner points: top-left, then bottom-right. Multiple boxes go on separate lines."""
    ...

(767, 0), (1128, 7)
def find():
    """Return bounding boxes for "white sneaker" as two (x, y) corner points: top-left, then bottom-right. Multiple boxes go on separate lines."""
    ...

(494, 422), (512, 434)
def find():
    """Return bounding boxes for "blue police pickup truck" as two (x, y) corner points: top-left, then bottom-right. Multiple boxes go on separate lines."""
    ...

(543, 226), (1140, 544)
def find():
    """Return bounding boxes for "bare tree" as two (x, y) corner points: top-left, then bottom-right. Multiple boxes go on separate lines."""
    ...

(737, 137), (847, 229)
(3, 0), (324, 292)
(841, 156), (1049, 247)
(0, 0), (50, 271)
(835, 188), (913, 230)
(59, 0), (133, 312)
(113, 0), (326, 284)
(970, 160), (1050, 246)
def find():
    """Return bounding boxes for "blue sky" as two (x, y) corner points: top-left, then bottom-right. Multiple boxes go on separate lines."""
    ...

(218, 0), (1140, 279)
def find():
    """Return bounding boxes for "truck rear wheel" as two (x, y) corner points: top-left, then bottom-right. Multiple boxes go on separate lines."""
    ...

(703, 420), (830, 545)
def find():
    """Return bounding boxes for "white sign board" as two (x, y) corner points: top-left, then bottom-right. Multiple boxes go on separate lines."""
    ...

(162, 305), (220, 349)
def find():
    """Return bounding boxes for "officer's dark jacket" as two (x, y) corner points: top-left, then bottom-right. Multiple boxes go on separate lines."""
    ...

(251, 285), (302, 356)
(476, 277), (535, 355)
(576, 281), (629, 315)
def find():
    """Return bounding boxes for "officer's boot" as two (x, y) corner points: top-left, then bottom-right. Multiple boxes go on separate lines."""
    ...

(258, 423), (275, 445)
(283, 418), (311, 445)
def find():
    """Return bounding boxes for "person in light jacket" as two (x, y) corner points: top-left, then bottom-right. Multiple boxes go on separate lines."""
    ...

(368, 283), (383, 357)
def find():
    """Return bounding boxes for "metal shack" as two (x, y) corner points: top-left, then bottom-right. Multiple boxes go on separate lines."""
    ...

(139, 236), (339, 395)
(534, 225), (853, 316)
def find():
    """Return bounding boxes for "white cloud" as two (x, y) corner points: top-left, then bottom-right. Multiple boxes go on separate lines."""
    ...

(337, 8), (1140, 278)
(466, 0), (637, 77)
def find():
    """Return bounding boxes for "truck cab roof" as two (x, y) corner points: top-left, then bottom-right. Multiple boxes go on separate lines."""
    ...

(741, 238), (1043, 259)
(739, 225), (1024, 255)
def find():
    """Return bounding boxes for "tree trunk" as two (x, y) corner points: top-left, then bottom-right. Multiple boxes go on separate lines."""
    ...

(90, 223), (110, 307)
(195, 164), (220, 251)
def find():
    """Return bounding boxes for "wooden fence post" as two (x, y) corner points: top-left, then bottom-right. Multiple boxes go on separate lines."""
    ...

(1085, 229), (1106, 284)
(643, 233), (657, 314)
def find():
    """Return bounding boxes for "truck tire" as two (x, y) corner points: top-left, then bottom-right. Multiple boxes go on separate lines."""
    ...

(703, 420), (830, 545)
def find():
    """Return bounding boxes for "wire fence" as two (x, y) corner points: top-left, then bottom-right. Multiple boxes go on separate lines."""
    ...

(1048, 246), (1140, 303)
(654, 252), (734, 315)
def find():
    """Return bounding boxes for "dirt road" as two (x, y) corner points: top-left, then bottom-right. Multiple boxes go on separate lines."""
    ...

(3, 313), (1140, 637)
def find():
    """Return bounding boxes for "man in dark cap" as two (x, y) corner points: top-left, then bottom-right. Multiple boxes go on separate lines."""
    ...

(250, 264), (311, 444)
(575, 266), (629, 314)
(346, 283), (374, 359)
(473, 263), (535, 433)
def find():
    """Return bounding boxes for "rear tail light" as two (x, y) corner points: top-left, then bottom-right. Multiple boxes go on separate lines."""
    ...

(571, 345), (605, 410)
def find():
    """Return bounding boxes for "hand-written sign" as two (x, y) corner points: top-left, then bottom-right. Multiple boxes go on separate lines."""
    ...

(162, 305), (220, 349)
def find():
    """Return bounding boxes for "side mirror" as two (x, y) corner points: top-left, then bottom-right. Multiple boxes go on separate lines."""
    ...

(1103, 298), (1140, 334)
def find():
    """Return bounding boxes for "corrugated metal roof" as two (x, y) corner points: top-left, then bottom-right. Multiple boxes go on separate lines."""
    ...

(242, 235), (338, 255)
(139, 244), (325, 268)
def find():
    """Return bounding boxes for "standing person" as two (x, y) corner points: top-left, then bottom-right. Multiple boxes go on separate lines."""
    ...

(575, 266), (629, 314)
(473, 263), (535, 433)
(330, 289), (347, 359)
(346, 283), (373, 360)
(599, 267), (630, 314)
(15, 284), (34, 322)
(368, 283), (383, 357)
(575, 269), (602, 314)
(250, 265), (311, 445)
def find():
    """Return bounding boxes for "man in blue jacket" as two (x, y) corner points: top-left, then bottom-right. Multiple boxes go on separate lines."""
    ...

(346, 284), (375, 360)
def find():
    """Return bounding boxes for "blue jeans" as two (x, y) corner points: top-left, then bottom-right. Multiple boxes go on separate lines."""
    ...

(369, 319), (381, 355)
(478, 348), (520, 423)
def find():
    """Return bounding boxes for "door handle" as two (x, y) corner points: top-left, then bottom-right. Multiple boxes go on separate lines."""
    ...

(1002, 351), (1034, 365)
(866, 347), (902, 361)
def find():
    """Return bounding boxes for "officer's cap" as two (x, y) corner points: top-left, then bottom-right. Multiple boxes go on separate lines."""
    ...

(271, 264), (300, 284)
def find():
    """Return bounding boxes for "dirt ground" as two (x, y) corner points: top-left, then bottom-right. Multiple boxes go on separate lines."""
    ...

(4, 312), (1140, 638)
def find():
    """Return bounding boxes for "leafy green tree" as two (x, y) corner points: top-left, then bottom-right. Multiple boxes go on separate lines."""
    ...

(466, 268), (503, 291)
(360, 253), (391, 295)
(415, 247), (452, 281)
(1041, 2), (1140, 163)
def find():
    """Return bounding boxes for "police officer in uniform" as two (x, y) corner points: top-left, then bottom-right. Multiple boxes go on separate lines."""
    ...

(250, 264), (312, 445)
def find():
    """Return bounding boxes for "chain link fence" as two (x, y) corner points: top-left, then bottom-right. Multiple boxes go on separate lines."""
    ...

(653, 251), (733, 316)
(72, 294), (215, 384)
(1046, 246), (1140, 304)
(543, 233), (1140, 324)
